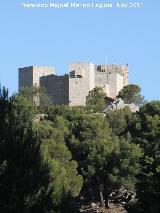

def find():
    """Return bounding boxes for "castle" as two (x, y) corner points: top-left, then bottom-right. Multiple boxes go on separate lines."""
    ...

(19, 62), (129, 106)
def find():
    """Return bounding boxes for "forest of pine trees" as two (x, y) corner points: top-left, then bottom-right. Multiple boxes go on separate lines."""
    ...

(0, 85), (160, 213)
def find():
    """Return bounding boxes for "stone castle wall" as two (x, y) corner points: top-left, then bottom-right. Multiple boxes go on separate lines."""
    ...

(96, 64), (128, 86)
(19, 66), (33, 89)
(40, 74), (69, 105)
(95, 71), (109, 96)
(108, 73), (124, 98)
(69, 63), (95, 106)
(19, 66), (55, 90)
(32, 66), (55, 87)
(19, 63), (129, 106)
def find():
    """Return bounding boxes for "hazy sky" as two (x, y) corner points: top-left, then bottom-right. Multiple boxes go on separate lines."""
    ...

(0, 0), (160, 100)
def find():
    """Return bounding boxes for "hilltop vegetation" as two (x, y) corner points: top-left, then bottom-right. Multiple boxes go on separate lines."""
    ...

(0, 86), (160, 213)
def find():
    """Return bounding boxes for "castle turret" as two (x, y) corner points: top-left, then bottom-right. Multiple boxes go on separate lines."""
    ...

(96, 64), (128, 86)
(95, 64), (128, 98)
(69, 62), (95, 106)
(18, 66), (55, 90)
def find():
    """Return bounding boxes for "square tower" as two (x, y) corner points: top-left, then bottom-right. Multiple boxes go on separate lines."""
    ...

(96, 64), (129, 86)
(108, 73), (124, 98)
(18, 66), (55, 90)
(69, 62), (95, 106)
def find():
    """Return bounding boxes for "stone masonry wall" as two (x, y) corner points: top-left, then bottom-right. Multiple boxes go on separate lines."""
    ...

(108, 73), (124, 98)
(19, 66), (33, 89)
(95, 71), (109, 95)
(19, 66), (55, 90)
(33, 66), (55, 87)
(69, 63), (95, 106)
(40, 74), (69, 105)
(96, 64), (128, 86)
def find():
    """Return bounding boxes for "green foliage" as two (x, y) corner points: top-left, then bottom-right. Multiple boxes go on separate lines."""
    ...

(44, 104), (142, 207)
(46, 104), (87, 122)
(0, 88), (52, 213)
(135, 156), (160, 213)
(1, 85), (160, 212)
(0, 88), (83, 213)
(41, 139), (83, 206)
(130, 101), (160, 155)
(19, 86), (52, 108)
(71, 114), (111, 142)
(12, 95), (37, 128)
(117, 84), (144, 105)
(86, 87), (106, 112)
(33, 119), (68, 143)
(66, 112), (142, 206)
(106, 107), (133, 136)
(129, 101), (160, 213)
(33, 117), (83, 211)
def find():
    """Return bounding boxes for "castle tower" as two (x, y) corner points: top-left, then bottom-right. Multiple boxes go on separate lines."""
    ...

(108, 73), (124, 98)
(96, 64), (129, 87)
(18, 66), (55, 90)
(40, 74), (69, 105)
(69, 62), (95, 106)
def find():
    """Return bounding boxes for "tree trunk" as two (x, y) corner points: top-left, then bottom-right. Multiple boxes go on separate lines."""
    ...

(104, 185), (110, 208)
(105, 197), (110, 209)
(99, 190), (105, 207)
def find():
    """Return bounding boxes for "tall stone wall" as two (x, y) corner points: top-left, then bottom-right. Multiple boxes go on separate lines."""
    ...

(96, 64), (129, 86)
(69, 62), (95, 106)
(19, 66), (55, 90)
(19, 66), (33, 89)
(108, 73), (124, 98)
(32, 66), (55, 87)
(95, 71), (108, 85)
(40, 74), (69, 105)
(95, 71), (110, 96)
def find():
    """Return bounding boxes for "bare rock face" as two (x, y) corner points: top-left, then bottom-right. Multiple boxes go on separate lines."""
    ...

(103, 98), (139, 113)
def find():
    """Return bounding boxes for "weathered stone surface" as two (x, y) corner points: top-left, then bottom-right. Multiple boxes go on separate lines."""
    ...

(69, 62), (95, 106)
(18, 63), (129, 106)
(41, 74), (69, 105)
(19, 66), (55, 89)
(96, 64), (129, 86)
